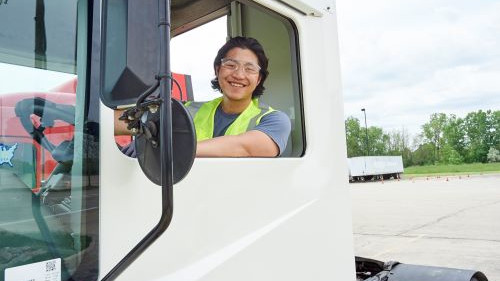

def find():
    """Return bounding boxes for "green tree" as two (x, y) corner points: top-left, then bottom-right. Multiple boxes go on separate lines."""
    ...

(345, 117), (364, 157)
(344, 117), (391, 157)
(345, 110), (499, 167)
(463, 110), (492, 162)
(412, 143), (435, 166)
(422, 113), (447, 163)
(486, 110), (500, 151)
(442, 114), (466, 161)
(367, 126), (389, 155)
(440, 144), (464, 164)
(388, 128), (412, 166)
(487, 147), (500, 162)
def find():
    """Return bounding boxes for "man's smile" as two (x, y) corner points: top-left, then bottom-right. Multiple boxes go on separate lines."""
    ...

(229, 81), (246, 88)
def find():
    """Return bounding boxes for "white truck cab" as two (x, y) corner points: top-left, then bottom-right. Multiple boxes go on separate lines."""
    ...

(0, 0), (488, 281)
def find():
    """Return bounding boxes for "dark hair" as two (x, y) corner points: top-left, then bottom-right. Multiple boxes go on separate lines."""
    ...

(211, 36), (269, 98)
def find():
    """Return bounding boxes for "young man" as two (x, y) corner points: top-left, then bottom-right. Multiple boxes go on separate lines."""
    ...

(116, 37), (290, 157)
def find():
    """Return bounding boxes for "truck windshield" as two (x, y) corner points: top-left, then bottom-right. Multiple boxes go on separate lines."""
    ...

(0, 0), (77, 73)
(0, 0), (98, 280)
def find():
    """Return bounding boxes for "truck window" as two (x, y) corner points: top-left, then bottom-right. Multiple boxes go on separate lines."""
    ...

(114, 1), (304, 158)
(171, 2), (305, 157)
(0, 0), (98, 280)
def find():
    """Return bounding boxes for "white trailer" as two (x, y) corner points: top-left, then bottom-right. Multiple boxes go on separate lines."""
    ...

(348, 156), (404, 181)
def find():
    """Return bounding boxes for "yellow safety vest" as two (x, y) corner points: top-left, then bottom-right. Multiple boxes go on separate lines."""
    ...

(185, 97), (275, 141)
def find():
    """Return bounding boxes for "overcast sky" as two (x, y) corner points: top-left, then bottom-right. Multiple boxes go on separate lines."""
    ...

(170, 0), (500, 136)
(336, 0), (500, 136)
(1, 0), (499, 139)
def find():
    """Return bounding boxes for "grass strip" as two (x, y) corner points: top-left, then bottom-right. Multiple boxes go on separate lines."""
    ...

(403, 162), (500, 177)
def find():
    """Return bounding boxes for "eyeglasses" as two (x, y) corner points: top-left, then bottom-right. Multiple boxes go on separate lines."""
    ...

(220, 58), (261, 75)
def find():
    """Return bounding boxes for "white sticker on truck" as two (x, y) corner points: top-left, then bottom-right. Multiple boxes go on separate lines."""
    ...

(5, 258), (61, 281)
(0, 143), (18, 167)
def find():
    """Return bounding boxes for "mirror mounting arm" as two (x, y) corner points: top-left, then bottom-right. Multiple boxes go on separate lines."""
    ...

(118, 99), (162, 136)
(100, 0), (174, 280)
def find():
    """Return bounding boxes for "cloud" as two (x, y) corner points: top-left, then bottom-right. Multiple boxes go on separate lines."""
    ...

(338, 0), (500, 136)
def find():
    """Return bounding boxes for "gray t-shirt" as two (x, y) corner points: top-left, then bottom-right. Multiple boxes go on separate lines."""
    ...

(121, 105), (291, 157)
(213, 105), (291, 156)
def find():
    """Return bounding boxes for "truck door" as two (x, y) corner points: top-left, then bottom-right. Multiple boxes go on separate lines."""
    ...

(99, 1), (354, 280)
(2, 0), (354, 280)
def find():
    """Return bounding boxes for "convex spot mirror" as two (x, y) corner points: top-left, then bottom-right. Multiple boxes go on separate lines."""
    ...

(136, 99), (196, 185)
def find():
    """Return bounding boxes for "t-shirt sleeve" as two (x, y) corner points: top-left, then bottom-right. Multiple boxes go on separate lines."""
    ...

(253, 111), (291, 156)
(121, 139), (137, 158)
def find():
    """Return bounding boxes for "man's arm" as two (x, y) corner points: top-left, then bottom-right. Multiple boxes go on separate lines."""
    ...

(115, 111), (278, 157)
(114, 109), (132, 135)
(196, 130), (279, 157)
(197, 110), (291, 158)
(115, 109), (289, 158)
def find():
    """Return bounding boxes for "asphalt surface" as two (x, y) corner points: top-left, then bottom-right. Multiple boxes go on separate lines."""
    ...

(351, 173), (500, 280)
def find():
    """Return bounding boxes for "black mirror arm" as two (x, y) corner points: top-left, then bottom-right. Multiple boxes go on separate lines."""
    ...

(118, 99), (162, 137)
(100, 0), (174, 280)
(136, 79), (160, 106)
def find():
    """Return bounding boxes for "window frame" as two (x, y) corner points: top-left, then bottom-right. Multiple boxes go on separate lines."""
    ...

(235, 0), (306, 157)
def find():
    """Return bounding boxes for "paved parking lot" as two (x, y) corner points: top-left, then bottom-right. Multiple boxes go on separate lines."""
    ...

(351, 173), (500, 280)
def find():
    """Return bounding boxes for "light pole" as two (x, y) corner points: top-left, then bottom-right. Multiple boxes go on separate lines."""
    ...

(35, 0), (47, 69)
(361, 108), (369, 156)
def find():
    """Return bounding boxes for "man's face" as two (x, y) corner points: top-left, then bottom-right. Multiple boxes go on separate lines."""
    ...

(216, 47), (262, 102)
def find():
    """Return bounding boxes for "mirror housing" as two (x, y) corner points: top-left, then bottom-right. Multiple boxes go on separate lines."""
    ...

(100, 0), (158, 108)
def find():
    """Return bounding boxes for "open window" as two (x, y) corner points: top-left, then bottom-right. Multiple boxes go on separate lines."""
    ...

(171, 1), (304, 157)
(115, 0), (305, 157)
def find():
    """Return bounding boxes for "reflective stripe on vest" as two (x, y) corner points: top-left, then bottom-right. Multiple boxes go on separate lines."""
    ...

(185, 97), (275, 141)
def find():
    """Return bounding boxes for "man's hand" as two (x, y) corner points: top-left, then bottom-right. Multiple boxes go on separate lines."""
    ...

(114, 109), (132, 135)
(196, 130), (279, 157)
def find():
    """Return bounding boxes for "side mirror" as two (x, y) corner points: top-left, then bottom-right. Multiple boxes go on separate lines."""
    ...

(96, 0), (197, 278)
(99, 0), (196, 184)
(100, 0), (159, 108)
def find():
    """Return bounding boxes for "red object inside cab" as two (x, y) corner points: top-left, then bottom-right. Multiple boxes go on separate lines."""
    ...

(0, 73), (192, 192)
